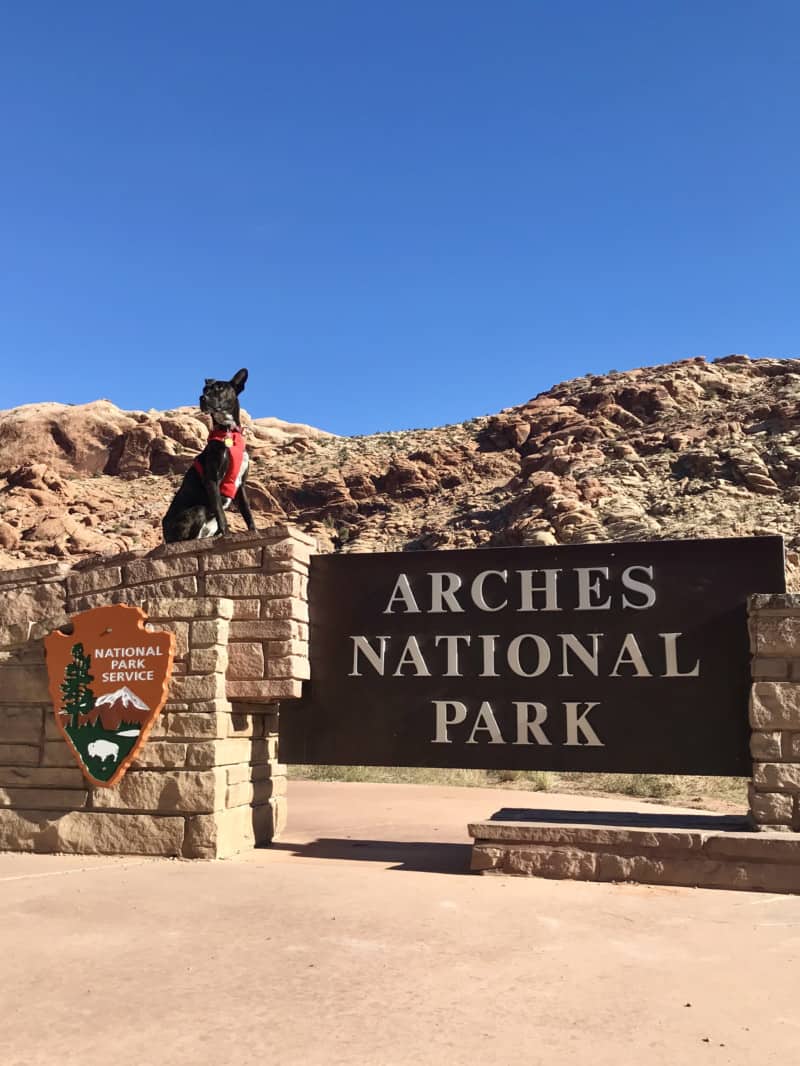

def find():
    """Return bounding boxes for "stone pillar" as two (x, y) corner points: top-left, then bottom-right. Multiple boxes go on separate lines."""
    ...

(0, 598), (283, 857)
(748, 593), (800, 832)
(64, 524), (312, 704)
(0, 524), (313, 858)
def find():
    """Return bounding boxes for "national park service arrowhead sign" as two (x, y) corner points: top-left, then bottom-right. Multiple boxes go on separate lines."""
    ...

(45, 604), (175, 787)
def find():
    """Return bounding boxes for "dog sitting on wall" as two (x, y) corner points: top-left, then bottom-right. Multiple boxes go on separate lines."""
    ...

(162, 368), (256, 543)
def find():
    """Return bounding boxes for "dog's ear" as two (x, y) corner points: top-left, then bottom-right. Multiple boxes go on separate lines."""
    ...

(204, 378), (214, 386)
(230, 368), (248, 394)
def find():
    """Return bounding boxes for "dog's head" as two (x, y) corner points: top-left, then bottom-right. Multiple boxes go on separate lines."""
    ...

(199, 368), (248, 427)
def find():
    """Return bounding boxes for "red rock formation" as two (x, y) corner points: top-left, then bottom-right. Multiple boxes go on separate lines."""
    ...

(1, 355), (799, 586)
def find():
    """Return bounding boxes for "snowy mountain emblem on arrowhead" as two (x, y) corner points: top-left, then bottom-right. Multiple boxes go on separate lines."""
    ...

(95, 687), (150, 712)
(44, 604), (175, 788)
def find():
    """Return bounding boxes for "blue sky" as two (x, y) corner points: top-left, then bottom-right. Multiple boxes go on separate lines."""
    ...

(1, 2), (798, 434)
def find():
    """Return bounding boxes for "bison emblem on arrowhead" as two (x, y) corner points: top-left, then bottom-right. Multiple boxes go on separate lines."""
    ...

(44, 604), (175, 788)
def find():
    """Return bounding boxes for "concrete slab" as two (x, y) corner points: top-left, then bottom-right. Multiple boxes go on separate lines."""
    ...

(1, 780), (799, 1066)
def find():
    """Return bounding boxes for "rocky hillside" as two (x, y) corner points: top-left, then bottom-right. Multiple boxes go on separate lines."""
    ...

(1, 354), (799, 584)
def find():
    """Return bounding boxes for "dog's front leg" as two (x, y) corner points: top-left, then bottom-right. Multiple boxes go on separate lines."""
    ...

(237, 484), (256, 531)
(204, 477), (229, 536)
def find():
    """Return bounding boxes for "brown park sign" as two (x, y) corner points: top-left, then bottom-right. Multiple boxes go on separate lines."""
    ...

(279, 536), (785, 775)
(45, 604), (175, 787)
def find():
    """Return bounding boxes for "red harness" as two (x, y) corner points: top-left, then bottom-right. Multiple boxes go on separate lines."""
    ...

(194, 427), (246, 499)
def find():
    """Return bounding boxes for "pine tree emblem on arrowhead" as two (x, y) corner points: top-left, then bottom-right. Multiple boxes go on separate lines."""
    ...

(44, 604), (176, 787)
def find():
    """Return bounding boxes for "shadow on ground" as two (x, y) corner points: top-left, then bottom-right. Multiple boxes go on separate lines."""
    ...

(268, 838), (473, 874)
(266, 809), (752, 876)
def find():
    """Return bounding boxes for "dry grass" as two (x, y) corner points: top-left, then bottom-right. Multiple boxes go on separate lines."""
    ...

(288, 765), (749, 812)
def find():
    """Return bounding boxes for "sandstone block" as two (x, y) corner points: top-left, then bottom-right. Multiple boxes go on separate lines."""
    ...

(0, 642), (45, 666)
(0, 666), (50, 703)
(204, 547), (264, 571)
(91, 768), (225, 813)
(265, 655), (310, 680)
(0, 744), (40, 766)
(263, 556), (309, 577)
(0, 561), (71, 587)
(187, 645), (228, 675)
(146, 619), (189, 657)
(263, 571), (307, 600)
(225, 777), (284, 808)
(786, 733), (800, 760)
(204, 570), (304, 599)
(0, 766), (84, 788)
(246, 738), (278, 763)
(46, 712), (91, 740)
(751, 683), (800, 729)
(227, 642), (265, 680)
(0, 706), (43, 744)
(263, 537), (314, 565)
(704, 834), (800, 862)
(0, 787), (88, 810)
(66, 566), (122, 596)
(467, 821), (704, 851)
(145, 597), (234, 620)
(750, 731), (783, 760)
(471, 844), (501, 871)
(124, 555), (198, 584)
(182, 801), (277, 858)
(69, 576), (199, 611)
(185, 737), (253, 769)
(216, 803), (275, 856)
(752, 658), (790, 681)
(226, 679), (303, 701)
(181, 813), (217, 858)
(160, 711), (227, 739)
(227, 763), (255, 786)
(260, 597), (309, 623)
(262, 639), (293, 658)
(470, 842), (800, 891)
(226, 781), (255, 807)
(191, 619), (230, 647)
(225, 711), (261, 738)
(229, 619), (307, 640)
(54, 812), (185, 856)
(754, 616), (800, 657)
(270, 795), (287, 837)
(203, 573), (264, 598)
(750, 793), (797, 822)
(130, 742), (189, 769)
(230, 599), (261, 619)
(750, 593), (800, 610)
(169, 673), (226, 703)
(42, 741), (76, 767)
(269, 773), (287, 796)
(753, 763), (800, 791)
(188, 698), (232, 716)
(0, 807), (184, 855)
(0, 579), (68, 647)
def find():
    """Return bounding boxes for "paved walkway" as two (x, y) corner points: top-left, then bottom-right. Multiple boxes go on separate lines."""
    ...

(1, 781), (798, 1065)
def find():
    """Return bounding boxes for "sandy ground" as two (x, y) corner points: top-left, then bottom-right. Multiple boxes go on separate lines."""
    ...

(1, 780), (798, 1066)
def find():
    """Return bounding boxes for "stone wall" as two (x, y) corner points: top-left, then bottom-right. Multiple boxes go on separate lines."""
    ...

(0, 524), (313, 701)
(0, 525), (313, 858)
(748, 593), (800, 832)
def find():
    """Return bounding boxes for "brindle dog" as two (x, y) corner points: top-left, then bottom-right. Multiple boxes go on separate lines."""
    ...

(162, 368), (256, 543)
